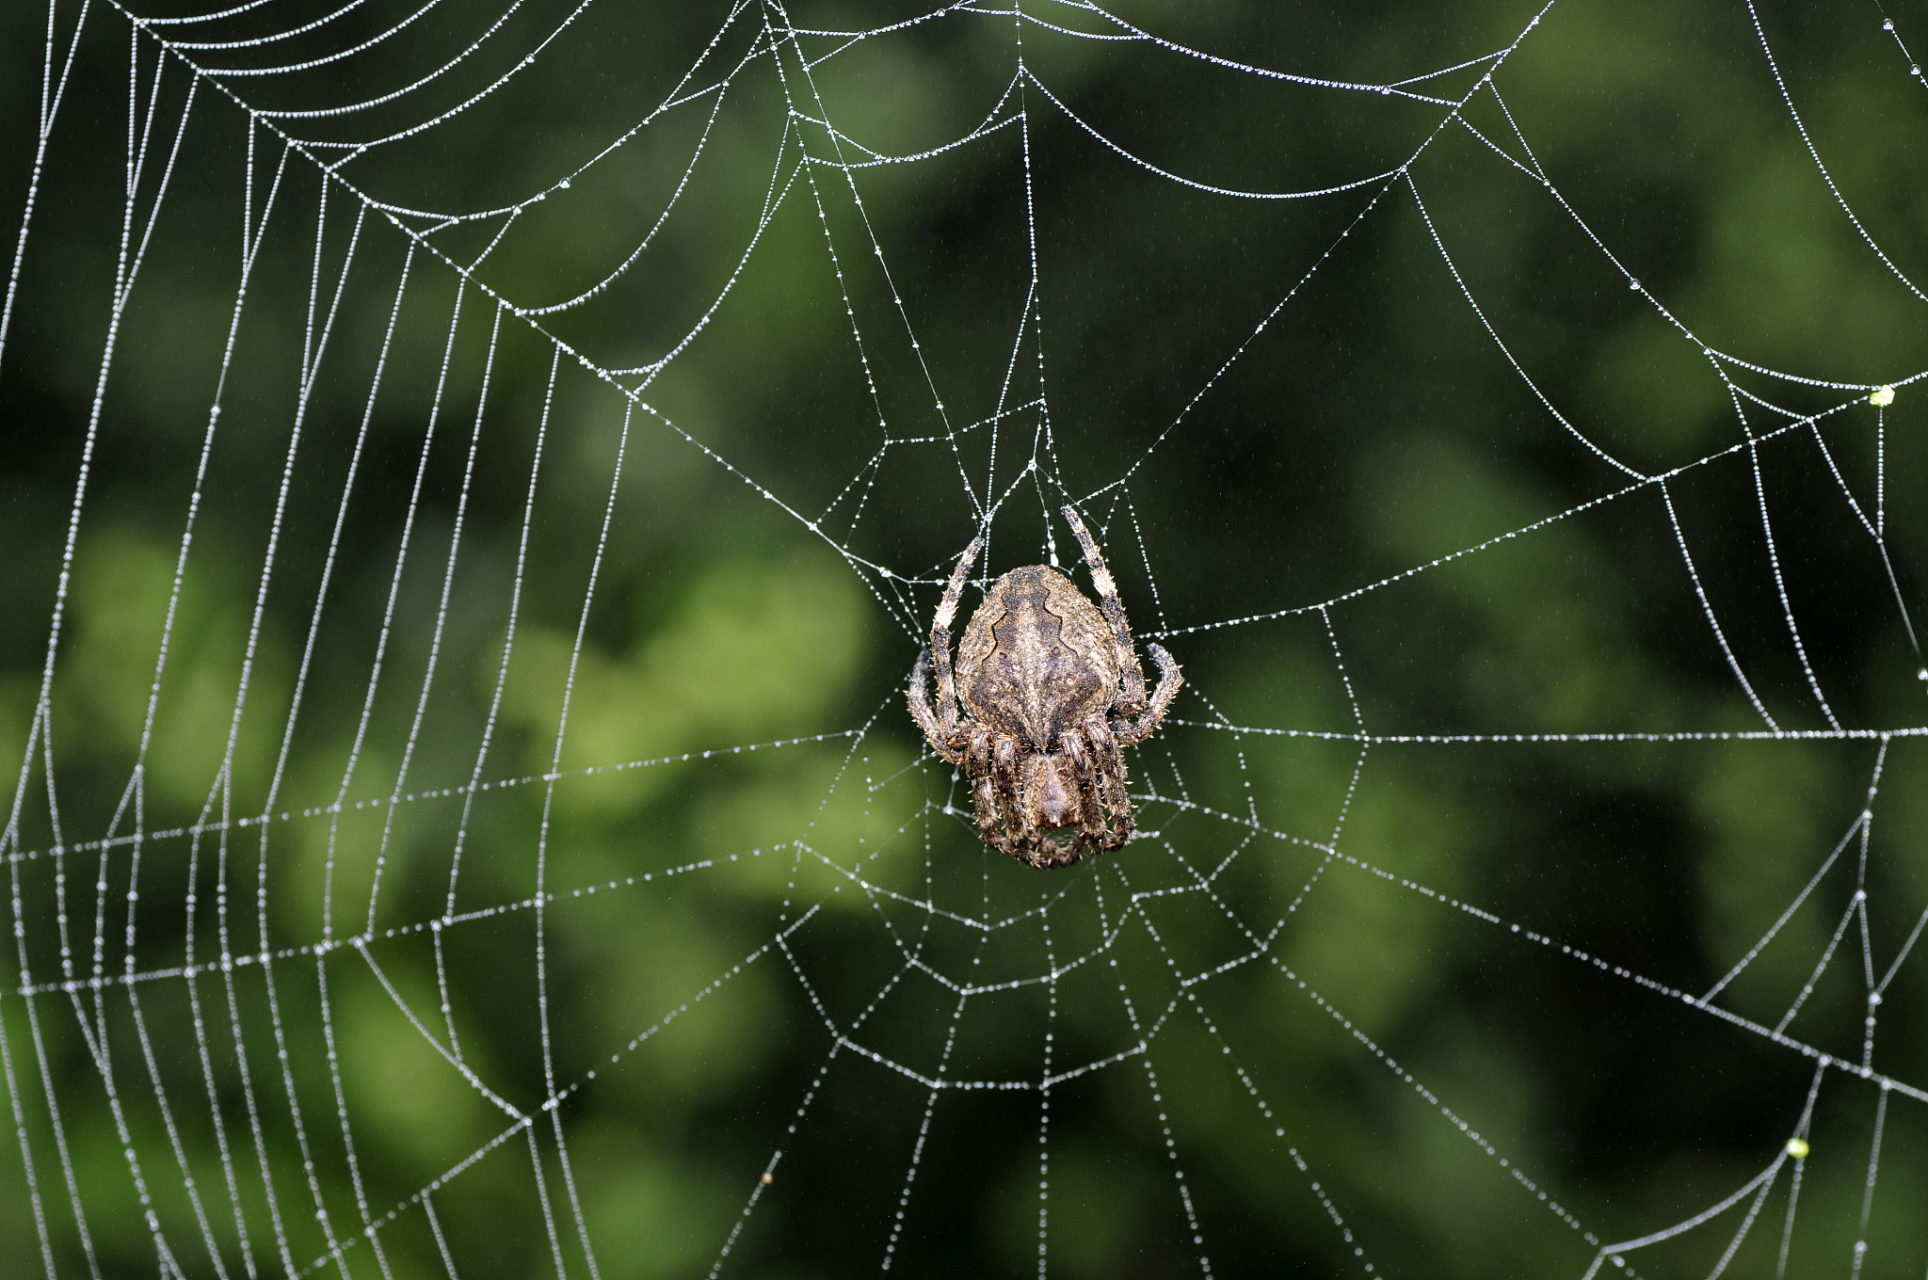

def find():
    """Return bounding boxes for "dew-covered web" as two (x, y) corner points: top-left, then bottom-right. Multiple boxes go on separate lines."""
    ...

(3, 0), (1928, 1276)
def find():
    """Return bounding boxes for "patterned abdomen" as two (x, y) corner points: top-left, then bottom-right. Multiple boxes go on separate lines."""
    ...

(957, 566), (1119, 748)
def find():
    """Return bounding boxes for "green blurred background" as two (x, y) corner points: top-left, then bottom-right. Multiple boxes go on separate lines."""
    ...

(2, 0), (1927, 1275)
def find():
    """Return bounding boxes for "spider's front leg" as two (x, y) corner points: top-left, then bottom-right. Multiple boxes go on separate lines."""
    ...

(1057, 731), (1114, 849)
(966, 726), (1002, 846)
(1083, 717), (1130, 815)
(1077, 717), (1135, 848)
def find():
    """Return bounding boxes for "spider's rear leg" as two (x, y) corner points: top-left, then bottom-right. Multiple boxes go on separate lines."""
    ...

(908, 650), (966, 764)
(929, 534), (983, 730)
(1115, 642), (1183, 746)
(1061, 505), (1150, 716)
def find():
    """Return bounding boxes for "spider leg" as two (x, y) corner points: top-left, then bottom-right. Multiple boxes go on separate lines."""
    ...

(1083, 718), (1136, 850)
(908, 650), (967, 765)
(1114, 642), (1183, 746)
(1061, 505), (1149, 717)
(1082, 716), (1131, 818)
(930, 533), (984, 736)
(993, 734), (1034, 850)
(1029, 838), (1089, 871)
(1057, 732), (1112, 848)
(965, 726), (1001, 846)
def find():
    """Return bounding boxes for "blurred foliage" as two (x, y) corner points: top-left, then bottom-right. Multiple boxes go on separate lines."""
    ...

(1, 0), (1927, 1277)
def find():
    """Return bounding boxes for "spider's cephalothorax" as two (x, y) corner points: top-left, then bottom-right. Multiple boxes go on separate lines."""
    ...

(909, 506), (1183, 868)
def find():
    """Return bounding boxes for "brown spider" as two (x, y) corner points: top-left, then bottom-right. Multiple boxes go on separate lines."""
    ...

(909, 506), (1183, 868)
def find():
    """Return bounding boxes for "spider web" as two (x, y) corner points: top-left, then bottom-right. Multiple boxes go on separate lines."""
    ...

(1, 0), (1926, 1276)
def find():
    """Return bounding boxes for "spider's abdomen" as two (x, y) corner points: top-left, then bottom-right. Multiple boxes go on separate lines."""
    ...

(956, 565), (1119, 748)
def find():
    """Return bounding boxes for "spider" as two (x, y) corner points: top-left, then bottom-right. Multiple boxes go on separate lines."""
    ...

(909, 505), (1183, 868)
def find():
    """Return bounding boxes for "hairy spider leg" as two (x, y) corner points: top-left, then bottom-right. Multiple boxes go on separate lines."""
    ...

(1081, 716), (1133, 829)
(1114, 643), (1183, 746)
(907, 650), (967, 764)
(1057, 730), (1114, 847)
(1061, 505), (1149, 715)
(1061, 505), (1184, 747)
(992, 734), (1032, 848)
(966, 726), (1001, 845)
(928, 533), (984, 736)
(1028, 839), (1088, 871)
